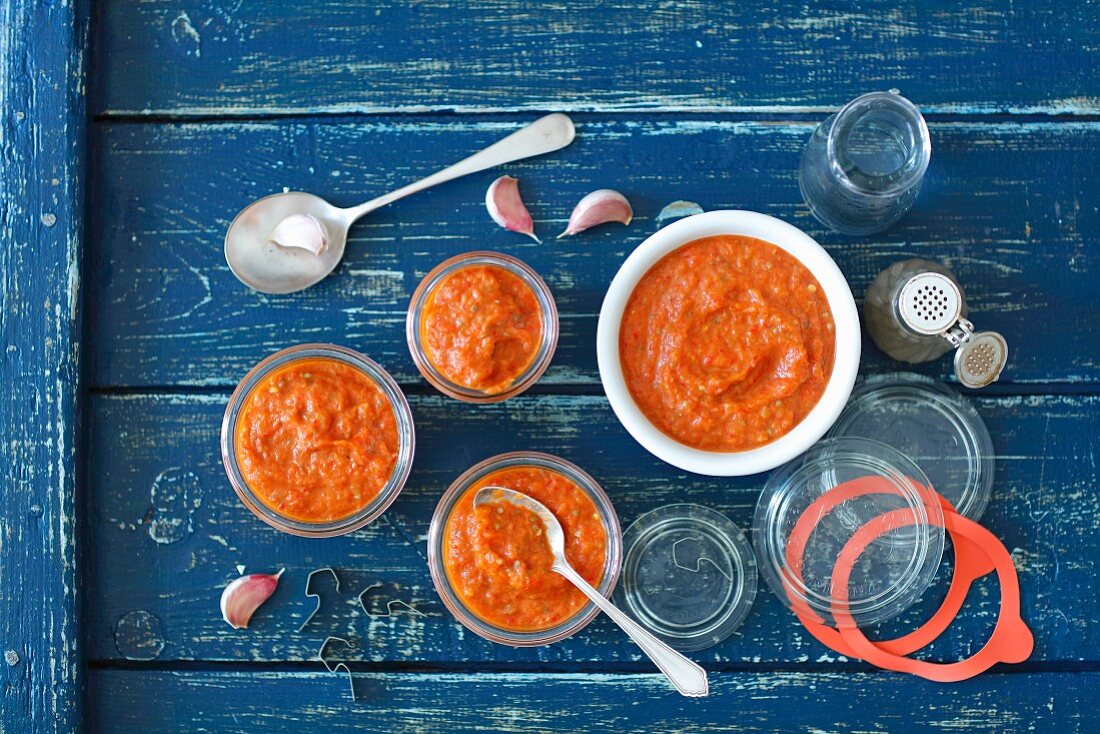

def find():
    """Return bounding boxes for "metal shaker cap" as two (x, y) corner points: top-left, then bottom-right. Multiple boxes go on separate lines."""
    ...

(953, 331), (1009, 388)
(898, 273), (963, 335)
(896, 272), (1008, 388)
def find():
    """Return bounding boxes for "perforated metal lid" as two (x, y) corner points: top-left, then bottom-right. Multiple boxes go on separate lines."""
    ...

(898, 272), (962, 335)
(615, 504), (757, 651)
(954, 330), (1009, 389)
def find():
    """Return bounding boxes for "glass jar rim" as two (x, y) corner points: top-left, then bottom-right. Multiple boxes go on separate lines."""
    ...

(221, 343), (415, 537)
(427, 451), (623, 646)
(828, 373), (995, 522)
(754, 437), (945, 626)
(406, 252), (559, 403)
(825, 91), (932, 198)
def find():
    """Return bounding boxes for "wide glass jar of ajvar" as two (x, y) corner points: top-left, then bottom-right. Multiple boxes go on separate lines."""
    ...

(221, 344), (415, 537)
(428, 452), (622, 646)
(407, 252), (558, 402)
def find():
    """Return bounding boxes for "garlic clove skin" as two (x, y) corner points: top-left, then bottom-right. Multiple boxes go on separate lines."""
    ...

(655, 200), (703, 230)
(557, 189), (633, 238)
(485, 175), (540, 243)
(268, 214), (327, 256)
(220, 568), (284, 630)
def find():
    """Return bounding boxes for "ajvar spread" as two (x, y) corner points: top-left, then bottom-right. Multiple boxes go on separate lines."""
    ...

(619, 235), (835, 451)
(421, 264), (543, 393)
(234, 357), (399, 522)
(443, 466), (607, 631)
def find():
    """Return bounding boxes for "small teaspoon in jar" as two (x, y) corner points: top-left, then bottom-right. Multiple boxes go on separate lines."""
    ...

(224, 113), (576, 295)
(473, 486), (710, 698)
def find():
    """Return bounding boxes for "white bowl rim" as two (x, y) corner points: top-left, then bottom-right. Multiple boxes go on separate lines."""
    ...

(596, 210), (861, 477)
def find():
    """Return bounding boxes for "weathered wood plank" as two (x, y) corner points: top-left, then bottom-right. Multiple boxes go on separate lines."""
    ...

(89, 669), (1094, 733)
(87, 119), (1100, 388)
(0, 1), (89, 732)
(86, 391), (1098, 664)
(91, 1), (1100, 116)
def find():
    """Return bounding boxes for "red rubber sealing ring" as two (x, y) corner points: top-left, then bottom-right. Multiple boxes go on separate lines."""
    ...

(828, 498), (1034, 681)
(782, 477), (1033, 680)
(784, 475), (993, 655)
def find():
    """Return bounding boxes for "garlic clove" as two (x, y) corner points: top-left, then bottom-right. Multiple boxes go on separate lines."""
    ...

(655, 200), (703, 230)
(268, 214), (327, 255)
(558, 189), (633, 238)
(485, 175), (540, 243)
(220, 568), (284, 630)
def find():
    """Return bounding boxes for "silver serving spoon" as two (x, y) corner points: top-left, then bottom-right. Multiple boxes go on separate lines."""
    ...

(224, 113), (576, 295)
(474, 486), (710, 698)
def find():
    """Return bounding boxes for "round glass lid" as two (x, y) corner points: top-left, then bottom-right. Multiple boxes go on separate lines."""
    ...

(615, 504), (757, 652)
(753, 437), (946, 627)
(827, 373), (994, 521)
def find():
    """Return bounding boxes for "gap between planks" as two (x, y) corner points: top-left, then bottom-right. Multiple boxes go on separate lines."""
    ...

(85, 383), (1100, 398)
(84, 658), (1100, 676)
(91, 109), (1100, 126)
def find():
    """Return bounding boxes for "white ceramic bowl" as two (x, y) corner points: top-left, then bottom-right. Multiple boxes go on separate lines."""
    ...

(596, 210), (860, 476)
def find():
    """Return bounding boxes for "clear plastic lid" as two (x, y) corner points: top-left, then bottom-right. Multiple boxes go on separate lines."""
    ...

(827, 373), (994, 520)
(614, 504), (757, 652)
(753, 438), (945, 627)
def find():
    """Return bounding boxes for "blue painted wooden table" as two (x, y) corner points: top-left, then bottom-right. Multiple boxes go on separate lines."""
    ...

(3, 1), (1099, 731)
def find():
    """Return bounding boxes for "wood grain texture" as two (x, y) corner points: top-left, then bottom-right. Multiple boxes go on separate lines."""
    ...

(0, 1), (88, 731)
(87, 118), (1100, 388)
(79, 1), (1100, 729)
(89, 670), (1095, 733)
(85, 391), (1097, 665)
(91, 1), (1100, 116)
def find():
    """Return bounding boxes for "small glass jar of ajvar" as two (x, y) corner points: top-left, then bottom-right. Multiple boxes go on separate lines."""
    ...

(428, 451), (623, 646)
(407, 252), (558, 402)
(221, 343), (415, 537)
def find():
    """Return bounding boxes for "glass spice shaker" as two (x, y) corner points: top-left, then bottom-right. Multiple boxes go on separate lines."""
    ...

(864, 258), (1009, 388)
(799, 91), (931, 236)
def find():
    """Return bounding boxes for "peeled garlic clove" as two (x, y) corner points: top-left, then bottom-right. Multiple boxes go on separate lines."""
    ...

(558, 189), (633, 238)
(220, 568), (284, 630)
(269, 214), (327, 255)
(485, 175), (540, 243)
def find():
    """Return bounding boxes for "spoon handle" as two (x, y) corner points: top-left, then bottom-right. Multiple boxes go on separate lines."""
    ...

(343, 113), (576, 222)
(554, 562), (710, 698)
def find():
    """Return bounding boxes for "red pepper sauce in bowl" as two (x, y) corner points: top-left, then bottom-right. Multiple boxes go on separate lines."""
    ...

(234, 357), (399, 522)
(420, 264), (543, 394)
(619, 234), (836, 451)
(442, 466), (607, 631)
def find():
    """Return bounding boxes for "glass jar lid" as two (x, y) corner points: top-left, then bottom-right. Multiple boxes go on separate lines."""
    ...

(754, 438), (945, 627)
(827, 373), (994, 521)
(614, 504), (757, 652)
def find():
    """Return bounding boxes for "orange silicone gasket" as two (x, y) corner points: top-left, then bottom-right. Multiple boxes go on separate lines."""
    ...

(783, 476), (991, 654)
(783, 476), (1033, 681)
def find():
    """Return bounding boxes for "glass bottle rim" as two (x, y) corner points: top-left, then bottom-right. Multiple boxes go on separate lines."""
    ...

(427, 451), (623, 646)
(220, 343), (415, 537)
(825, 91), (932, 198)
(406, 251), (559, 403)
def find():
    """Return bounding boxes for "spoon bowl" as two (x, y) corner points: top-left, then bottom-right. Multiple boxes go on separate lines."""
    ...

(474, 485), (569, 559)
(225, 192), (348, 295)
(473, 485), (710, 697)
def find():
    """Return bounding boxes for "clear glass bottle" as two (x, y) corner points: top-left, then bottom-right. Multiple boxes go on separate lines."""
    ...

(799, 91), (931, 236)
